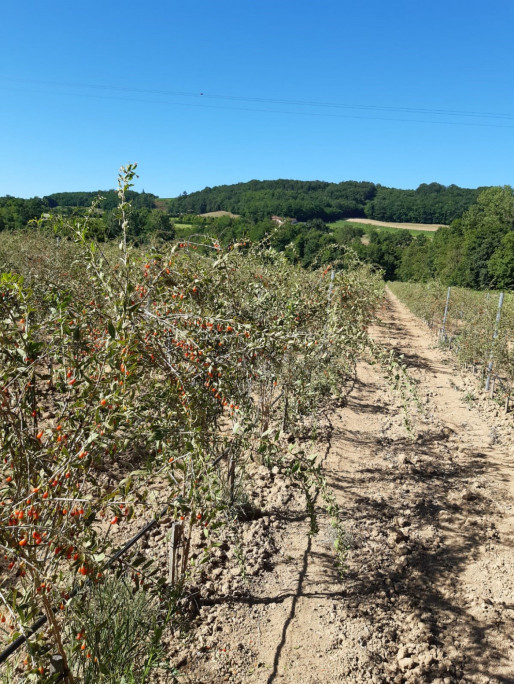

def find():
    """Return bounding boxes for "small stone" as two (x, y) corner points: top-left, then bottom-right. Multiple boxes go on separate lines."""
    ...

(397, 646), (410, 660)
(389, 529), (408, 545)
(398, 657), (415, 671)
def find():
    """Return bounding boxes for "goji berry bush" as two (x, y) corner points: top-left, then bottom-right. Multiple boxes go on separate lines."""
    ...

(389, 280), (514, 397)
(0, 166), (384, 681)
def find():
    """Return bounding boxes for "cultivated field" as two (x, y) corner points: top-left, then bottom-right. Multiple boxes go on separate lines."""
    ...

(347, 217), (447, 231)
(1, 175), (512, 682)
(0, 167), (385, 681)
(199, 211), (241, 218)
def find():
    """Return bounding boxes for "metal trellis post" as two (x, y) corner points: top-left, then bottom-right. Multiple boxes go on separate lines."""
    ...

(440, 287), (451, 342)
(485, 292), (504, 392)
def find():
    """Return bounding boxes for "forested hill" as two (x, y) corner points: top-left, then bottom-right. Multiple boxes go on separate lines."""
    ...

(1, 181), (482, 230)
(0, 182), (512, 288)
(168, 180), (483, 224)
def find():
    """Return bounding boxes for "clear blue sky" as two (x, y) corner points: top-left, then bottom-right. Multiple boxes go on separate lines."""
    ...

(2, 0), (514, 198)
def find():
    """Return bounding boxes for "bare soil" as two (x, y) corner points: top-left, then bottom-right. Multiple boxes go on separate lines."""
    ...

(347, 218), (447, 231)
(171, 288), (513, 684)
(199, 211), (241, 218)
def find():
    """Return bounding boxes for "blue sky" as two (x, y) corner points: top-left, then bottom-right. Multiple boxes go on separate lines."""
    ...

(2, 0), (514, 198)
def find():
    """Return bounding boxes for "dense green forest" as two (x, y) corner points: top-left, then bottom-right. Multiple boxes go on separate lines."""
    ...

(0, 180), (482, 233)
(397, 186), (514, 289)
(0, 190), (174, 241)
(44, 189), (158, 210)
(167, 179), (482, 223)
(1, 181), (512, 289)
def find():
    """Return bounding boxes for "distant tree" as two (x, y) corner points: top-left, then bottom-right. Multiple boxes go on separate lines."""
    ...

(427, 186), (514, 288)
(488, 232), (514, 289)
(398, 235), (434, 282)
(144, 210), (176, 240)
(304, 218), (329, 233)
(333, 224), (365, 244)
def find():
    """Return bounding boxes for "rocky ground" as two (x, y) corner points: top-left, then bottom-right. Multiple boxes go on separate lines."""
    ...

(162, 288), (513, 684)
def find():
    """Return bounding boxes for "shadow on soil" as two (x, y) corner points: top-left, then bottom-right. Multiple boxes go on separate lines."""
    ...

(203, 303), (513, 682)
(326, 413), (510, 681)
(203, 430), (511, 681)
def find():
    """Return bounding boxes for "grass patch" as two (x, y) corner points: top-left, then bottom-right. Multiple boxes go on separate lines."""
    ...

(64, 576), (178, 683)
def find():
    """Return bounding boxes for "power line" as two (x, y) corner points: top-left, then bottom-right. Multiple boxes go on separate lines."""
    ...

(2, 82), (514, 130)
(2, 76), (514, 125)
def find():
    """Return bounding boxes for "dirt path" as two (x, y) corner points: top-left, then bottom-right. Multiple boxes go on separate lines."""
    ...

(181, 289), (514, 684)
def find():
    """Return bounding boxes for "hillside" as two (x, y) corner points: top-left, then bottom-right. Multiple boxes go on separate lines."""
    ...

(1, 180), (511, 289)
(0, 166), (512, 682)
(0, 180), (482, 232)
(166, 180), (481, 224)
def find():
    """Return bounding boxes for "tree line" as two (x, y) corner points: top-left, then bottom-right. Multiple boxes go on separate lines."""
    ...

(397, 186), (514, 289)
(0, 180), (483, 233)
(1, 182), (511, 289)
(0, 191), (175, 241)
(167, 179), (481, 224)
(161, 191), (513, 289)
